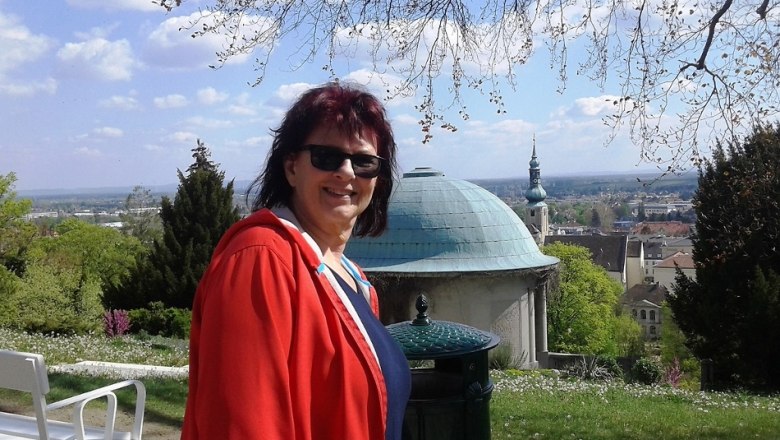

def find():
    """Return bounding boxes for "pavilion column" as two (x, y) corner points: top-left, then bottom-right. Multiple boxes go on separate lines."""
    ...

(534, 284), (548, 367)
(527, 288), (537, 367)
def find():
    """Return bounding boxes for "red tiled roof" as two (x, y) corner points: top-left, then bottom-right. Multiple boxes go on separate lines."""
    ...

(655, 252), (695, 269)
(622, 283), (668, 306)
(631, 221), (691, 237)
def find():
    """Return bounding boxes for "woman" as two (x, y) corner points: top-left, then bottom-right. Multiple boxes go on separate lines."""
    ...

(181, 83), (411, 440)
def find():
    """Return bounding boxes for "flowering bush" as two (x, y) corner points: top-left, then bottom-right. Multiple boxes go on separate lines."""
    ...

(665, 357), (684, 388)
(103, 309), (131, 337)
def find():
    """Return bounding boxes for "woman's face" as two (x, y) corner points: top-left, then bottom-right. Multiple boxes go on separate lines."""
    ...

(284, 124), (379, 240)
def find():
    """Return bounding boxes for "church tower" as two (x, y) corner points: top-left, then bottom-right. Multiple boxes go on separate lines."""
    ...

(525, 140), (548, 246)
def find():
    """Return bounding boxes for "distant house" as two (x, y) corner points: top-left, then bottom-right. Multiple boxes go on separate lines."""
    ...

(654, 252), (696, 291)
(613, 220), (635, 232)
(621, 283), (668, 340)
(661, 237), (694, 258)
(631, 221), (692, 237)
(24, 211), (59, 220)
(545, 234), (628, 288)
(625, 240), (645, 289)
(641, 240), (665, 282)
(642, 203), (673, 216)
(549, 224), (587, 236)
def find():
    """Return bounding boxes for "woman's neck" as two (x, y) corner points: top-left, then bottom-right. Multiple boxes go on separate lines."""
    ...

(286, 208), (351, 263)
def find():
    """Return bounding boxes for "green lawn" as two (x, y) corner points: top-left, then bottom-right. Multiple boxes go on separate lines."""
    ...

(491, 371), (780, 439)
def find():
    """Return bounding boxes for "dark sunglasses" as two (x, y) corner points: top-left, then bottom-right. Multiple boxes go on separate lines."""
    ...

(301, 144), (385, 179)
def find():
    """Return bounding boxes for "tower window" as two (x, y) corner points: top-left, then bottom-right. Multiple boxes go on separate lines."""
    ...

(641, 310), (647, 320)
(650, 310), (656, 321)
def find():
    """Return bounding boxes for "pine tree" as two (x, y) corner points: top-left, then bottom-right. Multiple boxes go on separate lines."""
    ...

(668, 124), (780, 390)
(108, 140), (240, 310)
(590, 208), (601, 228)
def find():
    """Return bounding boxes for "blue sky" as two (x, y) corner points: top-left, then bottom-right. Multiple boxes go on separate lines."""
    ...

(1, 0), (664, 192)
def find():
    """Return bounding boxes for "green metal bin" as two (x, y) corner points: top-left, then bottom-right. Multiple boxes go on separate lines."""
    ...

(387, 295), (500, 440)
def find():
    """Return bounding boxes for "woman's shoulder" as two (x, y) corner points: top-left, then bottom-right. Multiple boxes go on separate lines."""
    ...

(210, 209), (319, 271)
(220, 211), (297, 256)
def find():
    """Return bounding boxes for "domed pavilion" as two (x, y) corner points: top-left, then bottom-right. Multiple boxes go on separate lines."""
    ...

(347, 167), (559, 367)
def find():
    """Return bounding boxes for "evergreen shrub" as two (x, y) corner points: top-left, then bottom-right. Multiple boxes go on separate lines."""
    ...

(631, 357), (663, 384)
(596, 354), (625, 380)
(129, 301), (191, 338)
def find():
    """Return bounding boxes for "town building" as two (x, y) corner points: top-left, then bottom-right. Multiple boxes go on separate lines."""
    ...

(653, 252), (696, 291)
(625, 240), (645, 289)
(621, 283), (668, 340)
(631, 221), (692, 237)
(544, 234), (629, 288)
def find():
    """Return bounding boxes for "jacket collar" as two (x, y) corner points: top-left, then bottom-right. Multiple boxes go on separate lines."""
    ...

(270, 207), (380, 365)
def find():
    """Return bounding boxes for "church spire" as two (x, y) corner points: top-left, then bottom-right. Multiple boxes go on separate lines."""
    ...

(524, 135), (549, 246)
(525, 136), (547, 205)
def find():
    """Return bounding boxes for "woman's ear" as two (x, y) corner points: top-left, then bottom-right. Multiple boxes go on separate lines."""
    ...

(283, 153), (298, 188)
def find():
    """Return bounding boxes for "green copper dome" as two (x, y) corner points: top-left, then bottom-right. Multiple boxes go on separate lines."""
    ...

(525, 185), (548, 205)
(525, 143), (547, 205)
(346, 167), (558, 274)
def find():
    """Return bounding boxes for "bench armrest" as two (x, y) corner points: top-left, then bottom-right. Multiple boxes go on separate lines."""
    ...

(47, 379), (146, 440)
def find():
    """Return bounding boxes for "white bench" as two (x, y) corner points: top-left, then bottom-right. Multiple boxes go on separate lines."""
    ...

(0, 350), (145, 440)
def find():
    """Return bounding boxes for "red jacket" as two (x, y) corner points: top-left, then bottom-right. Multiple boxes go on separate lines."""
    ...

(181, 209), (387, 439)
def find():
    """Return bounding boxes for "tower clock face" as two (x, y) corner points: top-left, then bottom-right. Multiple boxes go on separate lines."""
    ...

(533, 178), (539, 184)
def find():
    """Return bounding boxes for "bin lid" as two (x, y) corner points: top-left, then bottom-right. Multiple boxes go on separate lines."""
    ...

(386, 294), (500, 360)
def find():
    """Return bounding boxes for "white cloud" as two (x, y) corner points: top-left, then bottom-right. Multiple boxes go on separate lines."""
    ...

(57, 38), (136, 81)
(0, 78), (57, 96)
(142, 11), (272, 70)
(461, 119), (535, 144)
(275, 83), (315, 102)
(99, 95), (140, 110)
(186, 116), (234, 129)
(226, 104), (257, 116)
(217, 92), (261, 117)
(93, 126), (123, 138)
(574, 96), (624, 117)
(66, 0), (161, 12)
(0, 11), (54, 74)
(244, 135), (272, 147)
(197, 87), (228, 105)
(0, 10), (56, 97)
(552, 95), (624, 119)
(164, 131), (198, 144)
(222, 93), (258, 116)
(342, 70), (413, 107)
(154, 94), (189, 109)
(73, 23), (121, 41)
(74, 146), (102, 157)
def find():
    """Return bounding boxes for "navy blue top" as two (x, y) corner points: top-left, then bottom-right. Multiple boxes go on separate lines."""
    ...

(331, 270), (411, 440)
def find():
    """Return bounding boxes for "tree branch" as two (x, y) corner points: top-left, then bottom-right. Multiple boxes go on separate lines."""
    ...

(756, 0), (770, 18)
(693, 0), (734, 70)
